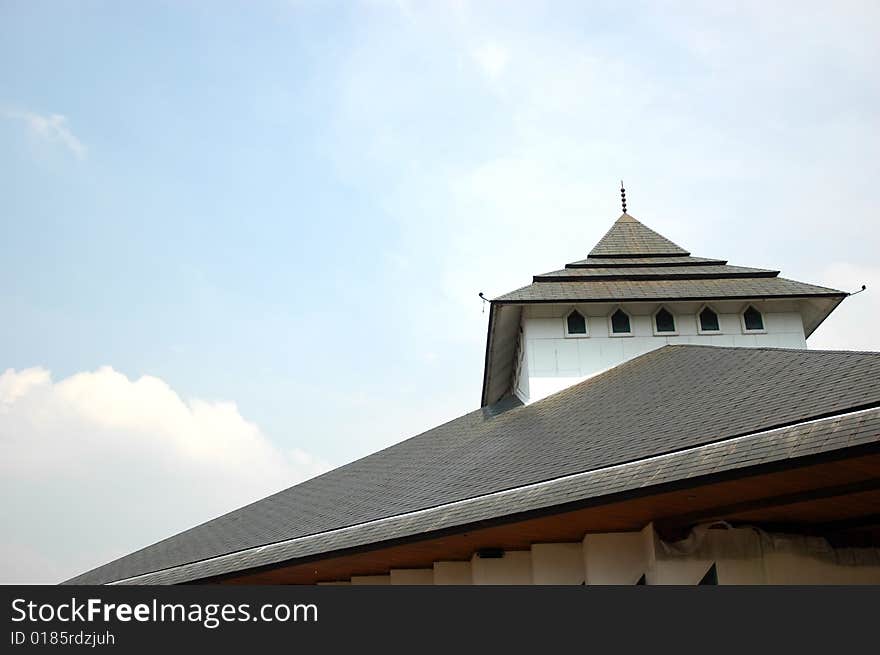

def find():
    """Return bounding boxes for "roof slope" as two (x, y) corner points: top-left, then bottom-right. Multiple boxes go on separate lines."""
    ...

(496, 276), (842, 303)
(67, 346), (880, 585)
(495, 213), (844, 304)
(104, 406), (880, 585)
(533, 264), (777, 280)
(589, 213), (689, 256)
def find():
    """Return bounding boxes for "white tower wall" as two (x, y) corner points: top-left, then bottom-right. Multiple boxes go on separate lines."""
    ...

(515, 300), (808, 404)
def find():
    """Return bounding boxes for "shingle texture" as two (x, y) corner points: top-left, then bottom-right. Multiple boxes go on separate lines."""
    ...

(495, 276), (842, 302)
(109, 407), (880, 585)
(589, 213), (689, 256)
(67, 346), (880, 585)
(494, 213), (843, 303)
(568, 256), (725, 267)
(534, 264), (777, 280)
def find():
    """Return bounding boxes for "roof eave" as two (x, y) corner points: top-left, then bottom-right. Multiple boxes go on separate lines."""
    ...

(494, 292), (848, 305)
(586, 251), (691, 259)
(532, 271), (781, 283)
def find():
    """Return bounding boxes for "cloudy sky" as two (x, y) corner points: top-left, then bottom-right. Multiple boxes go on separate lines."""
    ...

(2, 1), (879, 583)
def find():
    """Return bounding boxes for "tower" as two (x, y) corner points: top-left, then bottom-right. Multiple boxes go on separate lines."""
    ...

(482, 209), (847, 405)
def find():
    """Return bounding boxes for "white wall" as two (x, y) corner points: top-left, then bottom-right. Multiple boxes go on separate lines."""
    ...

(517, 301), (808, 403)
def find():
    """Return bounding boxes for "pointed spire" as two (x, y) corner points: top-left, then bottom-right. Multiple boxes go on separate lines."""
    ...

(620, 180), (627, 214)
(589, 212), (690, 257)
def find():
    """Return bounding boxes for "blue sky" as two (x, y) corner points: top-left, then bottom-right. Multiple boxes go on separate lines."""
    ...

(2, 1), (879, 582)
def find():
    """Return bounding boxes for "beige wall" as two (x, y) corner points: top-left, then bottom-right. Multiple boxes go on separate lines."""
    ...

(532, 543), (585, 584)
(471, 551), (532, 585)
(323, 524), (880, 585)
(390, 568), (434, 585)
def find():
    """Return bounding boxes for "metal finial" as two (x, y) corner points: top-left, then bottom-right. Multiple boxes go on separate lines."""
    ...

(620, 180), (627, 214)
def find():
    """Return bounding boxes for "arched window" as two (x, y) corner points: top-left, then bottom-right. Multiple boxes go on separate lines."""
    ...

(654, 307), (676, 334)
(565, 309), (588, 336)
(742, 305), (765, 332)
(699, 306), (720, 332)
(610, 308), (631, 335)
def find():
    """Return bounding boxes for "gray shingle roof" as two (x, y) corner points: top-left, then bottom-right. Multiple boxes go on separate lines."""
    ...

(534, 264), (778, 281)
(67, 346), (880, 585)
(107, 406), (880, 585)
(589, 213), (689, 256)
(496, 213), (843, 304)
(568, 256), (725, 267)
(495, 276), (843, 303)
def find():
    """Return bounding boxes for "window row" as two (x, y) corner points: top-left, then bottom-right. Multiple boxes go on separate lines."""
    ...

(564, 305), (765, 338)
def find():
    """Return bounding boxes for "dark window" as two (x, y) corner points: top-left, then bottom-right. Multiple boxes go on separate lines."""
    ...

(699, 307), (720, 331)
(743, 306), (764, 331)
(611, 309), (631, 334)
(566, 310), (587, 335)
(655, 308), (676, 333)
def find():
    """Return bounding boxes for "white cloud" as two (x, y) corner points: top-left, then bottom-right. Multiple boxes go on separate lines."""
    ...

(4, 110), (87, 159)
(471, 42), (509, 78)
(0, 366), (328, 584)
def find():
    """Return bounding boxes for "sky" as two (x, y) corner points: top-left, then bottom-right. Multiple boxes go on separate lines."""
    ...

(1, 0), (879, 583)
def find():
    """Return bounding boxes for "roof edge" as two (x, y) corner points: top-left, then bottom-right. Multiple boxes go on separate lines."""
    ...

(566, 259), (728, 269)
(584, 252), (692, 259)
(494, 291), (848, 305)
(533, 271), (780, 283)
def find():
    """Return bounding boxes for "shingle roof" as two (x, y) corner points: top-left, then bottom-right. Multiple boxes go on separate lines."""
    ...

(67, 346), (880, 585)
(534, 264), (778, 281)
(495, 212), (844, 304)
(105, 406), (880, 585)
(589, 213), (689, 257)
(568, 256), (725, 267)
(495, 276), (843, 303)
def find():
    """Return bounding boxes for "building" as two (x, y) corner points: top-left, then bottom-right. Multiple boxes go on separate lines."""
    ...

(67, 203), (880, 585)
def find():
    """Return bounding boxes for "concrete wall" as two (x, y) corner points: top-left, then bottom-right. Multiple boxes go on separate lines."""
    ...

(322, 524), (880, 585)
(517, 300), (808, 403)
(531, 543), (585, 584)
(584, 527), (653, 584)
(433, 561), (472, 585)
(390, 569), (434, 585)
(471, 551), (532, 585)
